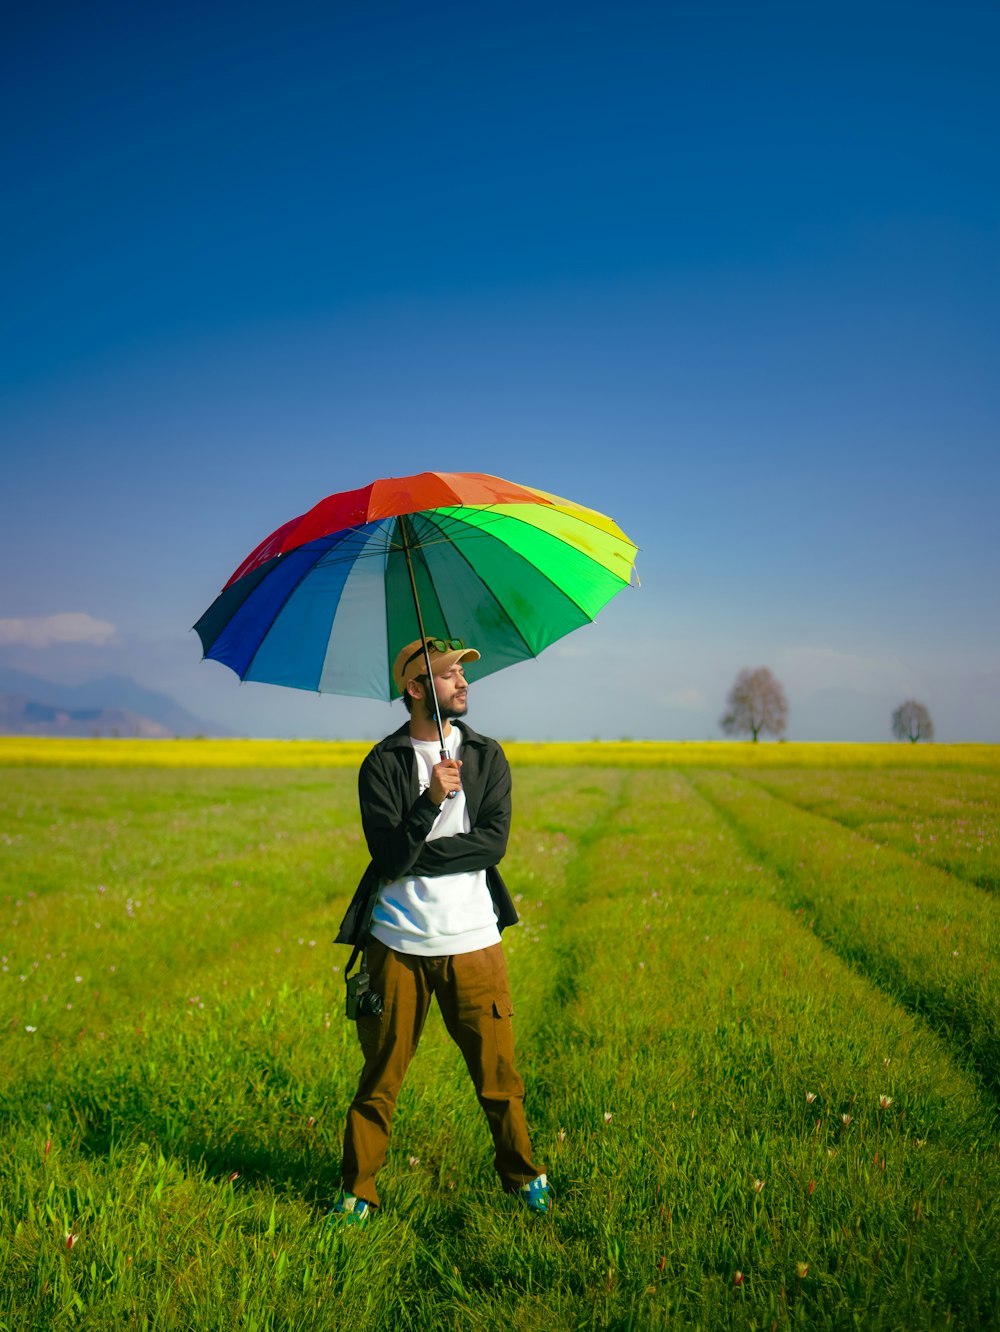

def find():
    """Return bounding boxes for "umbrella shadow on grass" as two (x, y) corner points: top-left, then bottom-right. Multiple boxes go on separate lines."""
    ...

(65, 1095), (513, 1243)
(62, 1094), (346, 1210)
(62, 1093), (485, 1229)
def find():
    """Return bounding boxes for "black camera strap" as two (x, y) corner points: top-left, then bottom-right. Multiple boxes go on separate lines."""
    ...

(345, 882), (380, 981)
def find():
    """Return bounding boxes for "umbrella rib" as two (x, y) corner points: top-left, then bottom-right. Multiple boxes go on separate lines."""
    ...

(412, 512), (537, 663)
(408, 505), (633, 640)
(431, 498), (638, 548)
(291, 503), (635, 566)
(417, 503), (639, 569)
(423, 506), (637, 594)
(421, 506), (631, 658)
(468, 517), (621, 626)
(314, 527), (501, 563)
(239, 524), (389, 686)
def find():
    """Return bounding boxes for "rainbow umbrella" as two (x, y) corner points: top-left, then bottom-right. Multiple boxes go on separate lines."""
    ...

(194, 471), (638, 710)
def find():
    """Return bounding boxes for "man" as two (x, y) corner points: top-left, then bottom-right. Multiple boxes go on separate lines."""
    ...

(331, 636), (550, 1225)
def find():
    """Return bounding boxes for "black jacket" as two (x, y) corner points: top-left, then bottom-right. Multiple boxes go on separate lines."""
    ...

(335, 720), (519, 946)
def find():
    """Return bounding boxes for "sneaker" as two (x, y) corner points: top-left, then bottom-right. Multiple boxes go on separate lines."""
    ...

(328, 1188), (372, 1228)
(518, 1173), (552, 1215)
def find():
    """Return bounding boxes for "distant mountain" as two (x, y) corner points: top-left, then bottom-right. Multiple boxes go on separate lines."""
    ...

(0, 666), (231, 737)
(0, 694), (173, 738)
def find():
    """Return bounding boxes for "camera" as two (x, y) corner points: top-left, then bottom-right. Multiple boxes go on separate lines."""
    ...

(345, 969), (384, 1020)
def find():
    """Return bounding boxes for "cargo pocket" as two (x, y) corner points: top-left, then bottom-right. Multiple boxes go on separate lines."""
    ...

(492, 992), (515, 1066)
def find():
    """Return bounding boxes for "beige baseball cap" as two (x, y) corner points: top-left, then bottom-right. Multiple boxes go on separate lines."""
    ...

(392, 637), (481, 693)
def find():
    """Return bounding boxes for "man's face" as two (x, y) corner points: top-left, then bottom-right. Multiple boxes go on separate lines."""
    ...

(429, 661), (469, 720)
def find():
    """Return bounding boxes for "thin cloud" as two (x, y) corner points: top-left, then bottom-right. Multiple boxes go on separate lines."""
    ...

(0, 613), (117, 647)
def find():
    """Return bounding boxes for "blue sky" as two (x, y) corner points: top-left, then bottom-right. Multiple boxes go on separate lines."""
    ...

(2, 1), (998, 741)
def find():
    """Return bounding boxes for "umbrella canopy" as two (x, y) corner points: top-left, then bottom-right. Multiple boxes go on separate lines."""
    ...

(194, 471), (638, 700)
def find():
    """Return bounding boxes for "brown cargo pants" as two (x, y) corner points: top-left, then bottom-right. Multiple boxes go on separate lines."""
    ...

(341, 939), (542, 1207)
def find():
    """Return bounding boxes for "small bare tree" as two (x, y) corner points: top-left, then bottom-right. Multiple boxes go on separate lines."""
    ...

(891, 699), (934, 743)
(720, 667), (788, 742)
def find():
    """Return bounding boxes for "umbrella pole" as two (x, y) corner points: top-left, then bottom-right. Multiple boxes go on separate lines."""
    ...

(399, 515), (449, 759)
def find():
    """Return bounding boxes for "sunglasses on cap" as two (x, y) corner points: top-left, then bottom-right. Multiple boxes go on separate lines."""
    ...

(402, 638), (466, 672)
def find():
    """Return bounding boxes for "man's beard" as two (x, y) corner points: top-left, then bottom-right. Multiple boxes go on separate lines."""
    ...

(427, 695), (468, 722)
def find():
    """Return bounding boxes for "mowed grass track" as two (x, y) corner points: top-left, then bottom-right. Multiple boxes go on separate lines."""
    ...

(1, 744), (998, 1330)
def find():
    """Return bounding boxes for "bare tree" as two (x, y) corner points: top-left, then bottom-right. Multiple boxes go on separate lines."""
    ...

(720, 667), (788, 742)
(891, 699), (934, 743)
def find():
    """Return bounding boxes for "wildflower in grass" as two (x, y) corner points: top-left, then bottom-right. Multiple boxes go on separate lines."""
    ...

(796, 1262), (810, 1279)
(879, 1095), (893, 1110)
(733, 1271), (744, 1287)
(65, 1232), (78, 1250)
(753, 1178), (765, 1193)
(25, 1025), (36, 1033)
(805, 1091), (817, 1104)
(229, 1171), (240, 1182)
(557, 1128), (566, 1143)
(884, 1057), (891, 1067)
(841, 1114), (852, 1126)
(915, 1139), (926, 1149)
(307, 1116), (316, 1128)
(603, 1112), (613, 1124)
(408, 1155), (420, 1167)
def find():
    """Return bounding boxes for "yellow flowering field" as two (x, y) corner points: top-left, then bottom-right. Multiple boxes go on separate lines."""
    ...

(1, 735), (997, 769)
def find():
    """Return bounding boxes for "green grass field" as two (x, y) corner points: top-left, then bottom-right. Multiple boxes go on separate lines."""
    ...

(1, 741), (998, 1330)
